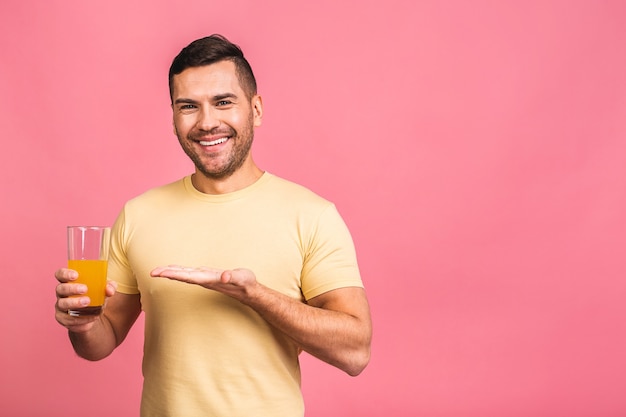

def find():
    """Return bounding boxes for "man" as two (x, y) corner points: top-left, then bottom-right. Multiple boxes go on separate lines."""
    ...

(55, 34), (371, 417)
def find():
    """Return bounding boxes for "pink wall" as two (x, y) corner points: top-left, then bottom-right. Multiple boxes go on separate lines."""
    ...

(1, 1), (625, 416)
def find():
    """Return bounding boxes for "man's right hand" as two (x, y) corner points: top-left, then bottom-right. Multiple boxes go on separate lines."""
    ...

(54, 268), (117, 333)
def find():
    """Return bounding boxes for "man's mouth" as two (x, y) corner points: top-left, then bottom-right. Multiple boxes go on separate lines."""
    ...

(198, 137), (230, 146)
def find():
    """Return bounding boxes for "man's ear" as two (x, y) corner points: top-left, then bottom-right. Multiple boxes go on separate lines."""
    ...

(252, 95), (263, 127)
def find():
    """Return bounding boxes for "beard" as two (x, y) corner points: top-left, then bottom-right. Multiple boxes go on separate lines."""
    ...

(176, 120), (255, 180)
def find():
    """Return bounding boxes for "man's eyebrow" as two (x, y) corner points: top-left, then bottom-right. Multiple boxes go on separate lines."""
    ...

(174, 93), (239, 105)
(213, 93), (238, 101)
(174, 98), (199, 105)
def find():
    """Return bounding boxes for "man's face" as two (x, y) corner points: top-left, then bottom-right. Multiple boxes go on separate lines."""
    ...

(171, 60), (262, 180)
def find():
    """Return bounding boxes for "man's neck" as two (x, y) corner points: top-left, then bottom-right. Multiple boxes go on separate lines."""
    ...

(191, 164), (264, 195)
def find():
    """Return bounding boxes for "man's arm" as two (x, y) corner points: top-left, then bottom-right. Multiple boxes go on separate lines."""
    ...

(55, 268), (142, 361)
(150, 266), (372, 376)
(248, 284), (372, 376)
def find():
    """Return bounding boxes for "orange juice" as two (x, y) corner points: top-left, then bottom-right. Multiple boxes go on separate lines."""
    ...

(68, 259), (108, 315)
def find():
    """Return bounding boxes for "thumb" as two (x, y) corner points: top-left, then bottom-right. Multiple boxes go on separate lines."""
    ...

(220, 270), (233, 284)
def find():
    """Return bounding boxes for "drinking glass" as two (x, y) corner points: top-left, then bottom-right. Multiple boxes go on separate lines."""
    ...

(67, 226), (111, 316)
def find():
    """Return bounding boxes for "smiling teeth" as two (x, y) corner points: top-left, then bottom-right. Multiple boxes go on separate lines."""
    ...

(199, 137), (228, 146)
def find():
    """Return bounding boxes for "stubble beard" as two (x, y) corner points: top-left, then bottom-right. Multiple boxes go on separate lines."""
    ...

(176, 122), (255, 180)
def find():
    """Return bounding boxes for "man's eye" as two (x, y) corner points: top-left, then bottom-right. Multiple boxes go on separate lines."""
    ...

(217, 100), (231, 106)
(180, 104), (196, 110)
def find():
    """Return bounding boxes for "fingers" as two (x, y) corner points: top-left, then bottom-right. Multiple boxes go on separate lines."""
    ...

(54, 286), (96, 332)
(150, 265), (225, 289)
(56, 281), (87, 298)
(55, 293), (90, 315)
(151, 265), (222, 279)
(55, 268), (78, 283)
(150, 265), (214, 276)
(149, 265), (182, 277)
(54, 268), (118, 332)
(55, 267), (84, 312)
(54, 307), (99, 333)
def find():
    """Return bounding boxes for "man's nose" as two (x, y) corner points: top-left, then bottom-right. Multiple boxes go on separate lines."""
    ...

(197, 106), (220, 131)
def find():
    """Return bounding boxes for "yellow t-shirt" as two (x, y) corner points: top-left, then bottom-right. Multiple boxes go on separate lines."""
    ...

(109, 173), (363, 417)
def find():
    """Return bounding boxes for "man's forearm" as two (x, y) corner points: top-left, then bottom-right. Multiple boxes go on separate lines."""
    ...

(242, 283), (372, 376)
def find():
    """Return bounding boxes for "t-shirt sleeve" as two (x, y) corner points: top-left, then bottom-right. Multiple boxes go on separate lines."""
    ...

(300, 203), (363, 300)
(108, 207), (140, 295)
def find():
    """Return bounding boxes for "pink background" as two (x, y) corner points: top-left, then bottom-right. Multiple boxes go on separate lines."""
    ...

(1, 1), (625, 416)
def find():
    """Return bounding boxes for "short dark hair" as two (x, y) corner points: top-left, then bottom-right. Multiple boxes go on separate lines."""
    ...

(168, 34), (257, 101)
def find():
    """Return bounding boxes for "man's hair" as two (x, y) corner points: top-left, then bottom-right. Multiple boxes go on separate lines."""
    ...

(168, 34), (257, 101)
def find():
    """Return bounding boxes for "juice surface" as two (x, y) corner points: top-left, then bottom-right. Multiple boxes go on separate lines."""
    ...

(67, 259), (108, 306)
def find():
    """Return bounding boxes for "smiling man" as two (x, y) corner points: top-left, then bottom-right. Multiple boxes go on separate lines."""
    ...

(54, 34), (372, 417)
(172, 60), (262, 189)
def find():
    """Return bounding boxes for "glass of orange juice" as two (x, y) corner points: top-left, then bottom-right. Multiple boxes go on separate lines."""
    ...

(67, 226), (111, 317)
